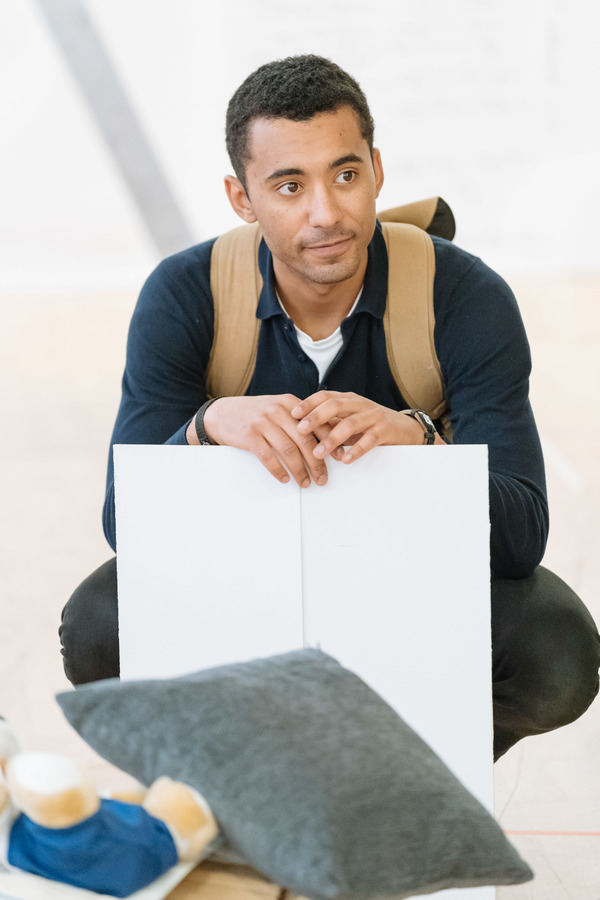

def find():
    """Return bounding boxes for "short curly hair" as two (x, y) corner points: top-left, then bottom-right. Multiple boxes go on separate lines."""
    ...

(226, 55), (375, 190)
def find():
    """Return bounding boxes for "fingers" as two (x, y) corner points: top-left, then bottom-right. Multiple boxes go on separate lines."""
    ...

(296, 394), (383, 460)
(291, 393), (326, 420)
(313, 422), (345, 462)
(294, 392), (366, 459)
(292, 392), (358, 431)
(251, 434), (293, 485)
(261, 398), (329, 486)
(312, 410), (378, 458)
(338, 430), (381, 463)
(199, 393), (421, 484)
(257, 425), (329, 488)
(293, 394), (424, 464)
(208, 395), (330, 488)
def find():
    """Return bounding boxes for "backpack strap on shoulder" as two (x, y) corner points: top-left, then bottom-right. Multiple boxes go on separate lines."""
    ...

(378, 196), (455, 241)
(205, 223), (262, 398)
(380, 222), (446, 420)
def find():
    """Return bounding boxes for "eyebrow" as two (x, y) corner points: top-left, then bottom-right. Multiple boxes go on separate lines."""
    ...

(264, 153), (365, 182)
(265, 167), (305, 182)
(331, 153), (364, 169)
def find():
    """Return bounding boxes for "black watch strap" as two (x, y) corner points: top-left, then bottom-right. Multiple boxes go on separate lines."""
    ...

(194, 398), (220, 445)
(405, 409), (436, 445)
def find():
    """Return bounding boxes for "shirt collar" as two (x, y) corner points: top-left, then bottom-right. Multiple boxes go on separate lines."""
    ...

(256, 220), (388, 320)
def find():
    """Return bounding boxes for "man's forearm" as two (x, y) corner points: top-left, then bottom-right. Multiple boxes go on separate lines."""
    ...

(488, 473), (549, 579)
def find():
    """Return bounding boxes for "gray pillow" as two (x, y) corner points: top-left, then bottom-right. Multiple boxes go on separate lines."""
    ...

(57, 649), (532, 899)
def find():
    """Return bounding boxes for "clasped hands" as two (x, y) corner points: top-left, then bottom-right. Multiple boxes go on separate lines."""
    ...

(201, 391), (428, 488)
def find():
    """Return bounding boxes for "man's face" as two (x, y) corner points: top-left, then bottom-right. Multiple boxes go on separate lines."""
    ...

(229, 106), (384, 290)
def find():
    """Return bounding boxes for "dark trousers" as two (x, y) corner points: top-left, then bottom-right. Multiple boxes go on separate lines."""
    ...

(59, 559), (600, 761)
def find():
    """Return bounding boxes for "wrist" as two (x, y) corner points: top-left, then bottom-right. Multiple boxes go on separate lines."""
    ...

(193, 398), (221, 445)
(402, 409), (437, 445)
(186, 418), (198, 445)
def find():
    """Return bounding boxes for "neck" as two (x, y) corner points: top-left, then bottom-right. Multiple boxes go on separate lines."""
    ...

(274, 259), (367, 341)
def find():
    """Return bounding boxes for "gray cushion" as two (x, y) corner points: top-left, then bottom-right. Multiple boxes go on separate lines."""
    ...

(57, 649), (532, 899)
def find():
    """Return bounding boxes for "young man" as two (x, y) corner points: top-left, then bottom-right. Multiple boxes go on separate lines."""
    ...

(60, 55), (599, 760)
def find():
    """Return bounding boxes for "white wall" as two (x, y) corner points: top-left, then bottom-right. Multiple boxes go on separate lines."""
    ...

(2, 0), (599, 291)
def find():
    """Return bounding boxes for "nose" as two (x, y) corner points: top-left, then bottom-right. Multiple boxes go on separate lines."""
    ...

(307, 184), (341, 230)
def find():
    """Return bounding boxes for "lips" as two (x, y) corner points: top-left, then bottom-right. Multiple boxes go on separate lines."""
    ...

(304, 236), (353, 255)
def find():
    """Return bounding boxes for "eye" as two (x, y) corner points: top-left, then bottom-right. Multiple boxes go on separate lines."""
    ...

(336, 170), (356, 184)
(278, 182), (301, 195)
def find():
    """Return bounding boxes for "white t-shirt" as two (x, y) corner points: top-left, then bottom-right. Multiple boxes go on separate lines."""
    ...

(278, 289), (363, 382)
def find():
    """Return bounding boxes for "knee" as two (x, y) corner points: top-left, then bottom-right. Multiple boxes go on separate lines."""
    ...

(523, 607), (600, 731)
(493, 567), (600, 733)
(60, 557), (120, 686)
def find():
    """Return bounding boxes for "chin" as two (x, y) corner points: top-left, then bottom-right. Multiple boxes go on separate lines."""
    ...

(302, 251), (363, 286)
(311, 262), (361, 285)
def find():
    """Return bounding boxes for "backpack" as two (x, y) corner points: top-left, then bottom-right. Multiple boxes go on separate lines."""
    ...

(205, 197), (455, 422)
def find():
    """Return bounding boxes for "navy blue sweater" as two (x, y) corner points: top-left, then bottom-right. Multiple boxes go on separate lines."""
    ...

(104, 223), (548, 578)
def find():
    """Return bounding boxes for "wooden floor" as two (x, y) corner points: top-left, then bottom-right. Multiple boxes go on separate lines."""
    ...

(1, 274), (599, 898)
(168, 862), (286, 899)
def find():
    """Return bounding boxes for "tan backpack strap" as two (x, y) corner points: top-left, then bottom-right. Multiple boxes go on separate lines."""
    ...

(381, 222), (446, 420)
(206, 223), (262, 398)
(378, 196), (455, 241)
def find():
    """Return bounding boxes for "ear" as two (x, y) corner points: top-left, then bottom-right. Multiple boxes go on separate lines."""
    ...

(372, 148), (384, 199)
(7, 752), (100, 828)
(224, 175), (257, 224)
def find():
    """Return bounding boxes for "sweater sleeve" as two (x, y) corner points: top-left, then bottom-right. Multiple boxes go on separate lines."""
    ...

(102, 241), (216, 550)
(432, 239), (548, 580)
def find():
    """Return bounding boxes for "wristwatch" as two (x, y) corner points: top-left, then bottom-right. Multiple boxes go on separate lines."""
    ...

(194, 398), (220, 445)
(404, 409), (437, 445)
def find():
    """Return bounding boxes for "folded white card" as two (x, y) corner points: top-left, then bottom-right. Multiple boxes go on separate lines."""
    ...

(114, 443), (493, 874)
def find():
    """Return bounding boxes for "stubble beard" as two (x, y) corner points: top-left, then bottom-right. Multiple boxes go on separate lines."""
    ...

(292, 243), (364, 288)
